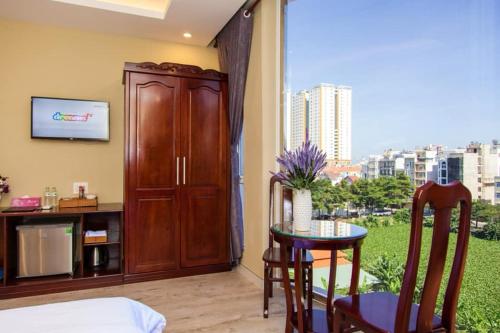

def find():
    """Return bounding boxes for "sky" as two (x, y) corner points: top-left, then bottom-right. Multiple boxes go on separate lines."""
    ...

(285, 0), (499, 162)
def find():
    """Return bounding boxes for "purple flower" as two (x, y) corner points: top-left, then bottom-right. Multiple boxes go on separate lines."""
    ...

(271, 139), (327, 190)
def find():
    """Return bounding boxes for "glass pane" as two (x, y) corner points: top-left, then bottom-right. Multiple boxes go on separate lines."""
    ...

(283, 1), (499, 330)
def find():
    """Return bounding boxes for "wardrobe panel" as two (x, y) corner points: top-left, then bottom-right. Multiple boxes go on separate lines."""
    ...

(182, 79), (227, 187)
(136, 80), (178, 188)
(130, 197), (178, 273)
(180, 188), (226, 267)
(126, 72), (181, 275)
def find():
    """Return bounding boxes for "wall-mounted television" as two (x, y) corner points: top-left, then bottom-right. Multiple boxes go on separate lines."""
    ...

(31, 97), (110, 141)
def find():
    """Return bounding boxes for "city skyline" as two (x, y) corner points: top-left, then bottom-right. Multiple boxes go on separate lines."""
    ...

(359, 140), (500, 203)
(285, 0), (500, 162)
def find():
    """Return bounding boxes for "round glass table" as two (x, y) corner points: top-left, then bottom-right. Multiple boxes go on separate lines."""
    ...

(271, 220), (368, 333)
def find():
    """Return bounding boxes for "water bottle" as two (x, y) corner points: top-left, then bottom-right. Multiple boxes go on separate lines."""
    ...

(44, 187), (51, 207)
(51, 187), (58, 207)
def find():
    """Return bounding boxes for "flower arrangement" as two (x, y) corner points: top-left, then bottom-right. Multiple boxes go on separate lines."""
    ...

(0, 175), (9, 199)
(273, 139), (327, 190)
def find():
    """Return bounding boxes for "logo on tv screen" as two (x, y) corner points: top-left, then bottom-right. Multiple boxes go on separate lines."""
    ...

(52, 112), (93, 122)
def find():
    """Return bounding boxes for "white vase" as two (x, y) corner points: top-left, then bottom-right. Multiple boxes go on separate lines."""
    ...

(293, 189), (312, 231)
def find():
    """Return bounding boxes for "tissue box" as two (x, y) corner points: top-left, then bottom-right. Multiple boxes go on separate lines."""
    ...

(84, 230), (108, 244)
(10, 197), (41, 207)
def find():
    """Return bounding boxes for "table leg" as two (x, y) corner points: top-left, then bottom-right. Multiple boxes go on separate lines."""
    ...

(349, 245), (361, 295)
(280, 245), (294, 333)
(326, 250), (338, 333)
(294, 247), (306, 333)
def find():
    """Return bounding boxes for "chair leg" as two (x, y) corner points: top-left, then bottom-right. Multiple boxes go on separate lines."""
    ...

(263, 264), (270, 318)
(333, 309), (346, 333)
(302, 267), (307, 301)
(307, 266), (313, 314)
(269, 267), (274, 298)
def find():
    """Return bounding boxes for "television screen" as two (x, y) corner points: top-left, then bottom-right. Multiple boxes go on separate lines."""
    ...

(31, 97), (110, 141)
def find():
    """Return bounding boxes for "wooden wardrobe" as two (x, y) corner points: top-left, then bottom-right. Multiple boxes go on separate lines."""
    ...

(123, 62), (230, 282)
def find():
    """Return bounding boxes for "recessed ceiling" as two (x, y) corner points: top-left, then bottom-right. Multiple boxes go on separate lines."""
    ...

(52, 0), (172, 19)
(0, 0), (246, 46)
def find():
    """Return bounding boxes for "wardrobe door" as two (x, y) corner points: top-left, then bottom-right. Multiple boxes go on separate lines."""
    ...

(180, 78), (229, 268)
(126, 73), (181, 274)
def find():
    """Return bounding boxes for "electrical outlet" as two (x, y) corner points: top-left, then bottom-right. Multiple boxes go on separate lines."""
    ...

(73, 182), (89, 194)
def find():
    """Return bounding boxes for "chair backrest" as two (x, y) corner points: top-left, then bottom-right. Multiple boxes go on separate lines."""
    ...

(268, 175), (293, 248)
(395, 181), (471, 333)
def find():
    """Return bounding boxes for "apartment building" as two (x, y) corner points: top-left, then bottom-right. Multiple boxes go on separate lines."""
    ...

(289, 90), (308, 150)
(290, 83), (352, 163)
(361, 155), (382, 180)
(335, 86), (352, 162)
(414, 145), (441, 186)
(439, 142), (499, 202)
(309, 83), (336, 159)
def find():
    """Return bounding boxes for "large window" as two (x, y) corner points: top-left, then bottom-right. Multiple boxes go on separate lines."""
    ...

(283, 0), (499, 331)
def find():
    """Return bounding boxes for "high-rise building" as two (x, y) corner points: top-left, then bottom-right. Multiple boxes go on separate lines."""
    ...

(308, 83), (352, 163)
(308, 83), (336, 158)
(335, 86), (352, 162)
(289, 90), (308, 150)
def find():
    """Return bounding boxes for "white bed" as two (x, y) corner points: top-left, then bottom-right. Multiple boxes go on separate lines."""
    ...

(0, 297), (166, 333)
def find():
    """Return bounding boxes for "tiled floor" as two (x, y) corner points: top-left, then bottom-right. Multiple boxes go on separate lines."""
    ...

(0, 269), (287, 333)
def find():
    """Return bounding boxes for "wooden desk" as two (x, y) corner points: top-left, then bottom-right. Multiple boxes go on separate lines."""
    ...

(271, 220), (368, 333)
(0, 203), (123, 299)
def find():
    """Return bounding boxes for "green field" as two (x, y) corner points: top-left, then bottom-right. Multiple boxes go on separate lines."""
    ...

(358, 224), (500, 332)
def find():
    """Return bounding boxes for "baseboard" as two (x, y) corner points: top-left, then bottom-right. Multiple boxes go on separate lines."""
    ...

(236, 264), (263, 289)
(124, 263), (232, 284)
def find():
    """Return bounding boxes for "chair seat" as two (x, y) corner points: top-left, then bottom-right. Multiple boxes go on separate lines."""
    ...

(334, 292), (442, 333)
(262, 248), (314, 265)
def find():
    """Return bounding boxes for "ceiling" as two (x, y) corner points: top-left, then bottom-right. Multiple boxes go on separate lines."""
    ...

(0, 0), (246, 46)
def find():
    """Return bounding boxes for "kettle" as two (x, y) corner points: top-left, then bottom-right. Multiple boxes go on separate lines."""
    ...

(89, 246), (109, 267)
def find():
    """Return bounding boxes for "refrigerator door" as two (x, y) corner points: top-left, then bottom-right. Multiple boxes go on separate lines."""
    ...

(17, 224), (73, 278)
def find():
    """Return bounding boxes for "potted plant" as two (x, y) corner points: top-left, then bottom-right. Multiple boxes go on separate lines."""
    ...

(0, 175), (10, 203)
(273, 140), (327, 231)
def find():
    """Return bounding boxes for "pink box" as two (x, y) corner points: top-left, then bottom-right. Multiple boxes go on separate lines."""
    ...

(10, 197), (41, 207)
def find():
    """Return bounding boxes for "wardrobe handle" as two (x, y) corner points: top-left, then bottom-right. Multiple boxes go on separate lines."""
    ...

(183, 156), (186, 185)
(176, 157), (180, 186)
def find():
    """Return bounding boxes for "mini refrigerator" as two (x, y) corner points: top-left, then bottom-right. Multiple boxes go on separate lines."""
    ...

(17, 223), (74, 278)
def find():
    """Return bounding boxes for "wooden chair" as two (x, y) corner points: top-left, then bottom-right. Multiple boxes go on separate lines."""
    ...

(262, 175), (314, 318)
(333, 181), (472, 333)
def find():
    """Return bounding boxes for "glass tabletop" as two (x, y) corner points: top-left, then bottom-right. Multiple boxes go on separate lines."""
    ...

(271, 220), (367, 240)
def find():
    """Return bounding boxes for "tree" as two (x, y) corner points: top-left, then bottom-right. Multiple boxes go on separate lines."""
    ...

(312, 178), (354, 216)
(315, 174), (414, 214)
(378, 173), (413, 209)
(394, 173), (413, 207)
(349, 179), (366, 209)
(472, 200), (499, 224)
(338, 179), (355, 214)
(367, 178), (387, 210)
(312, 179), (336, 215)
(471, 200), (500, 240)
